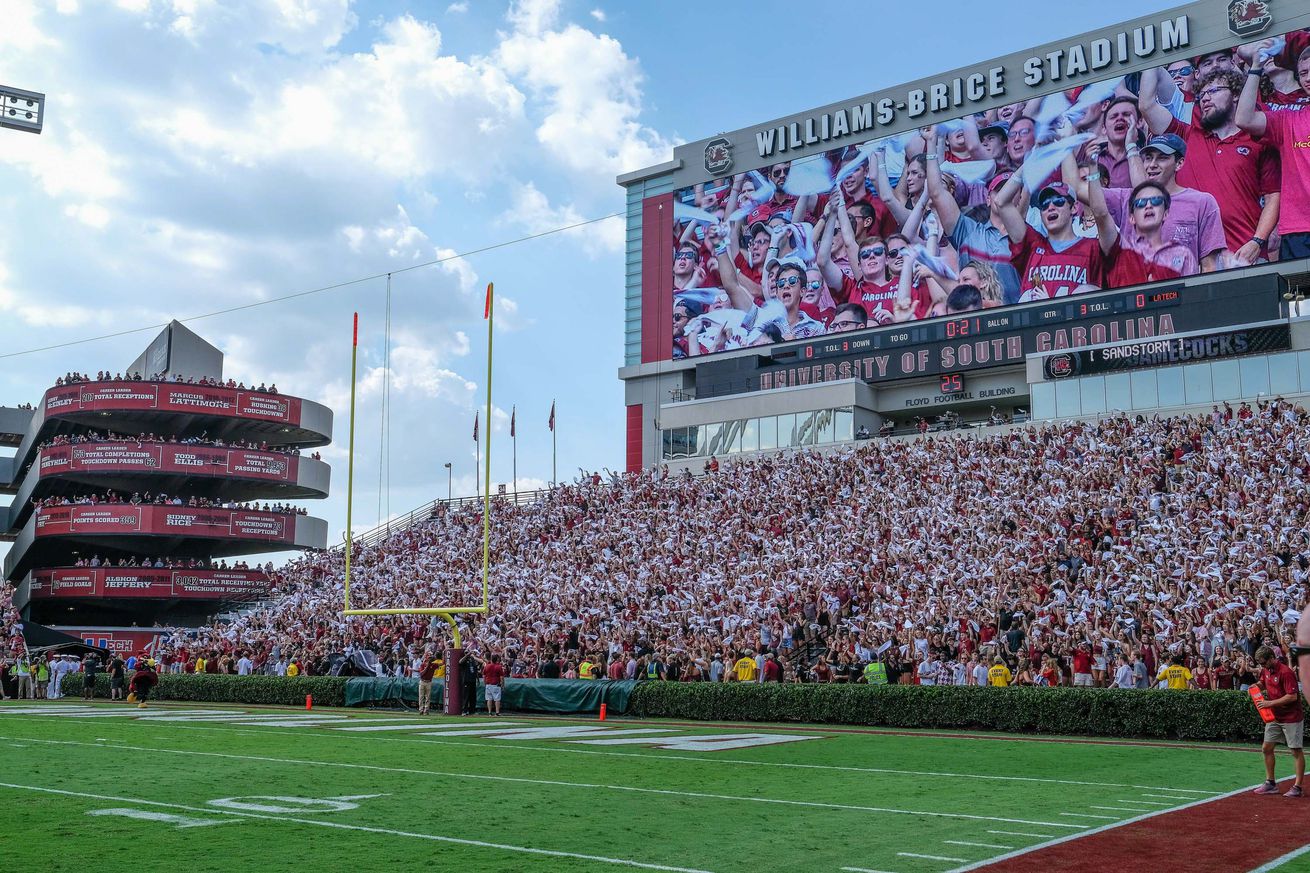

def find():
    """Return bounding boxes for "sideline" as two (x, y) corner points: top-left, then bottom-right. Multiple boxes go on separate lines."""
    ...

(0, 733), (1092, 830)
(0, 707), (1226, 795)
(0, 700), (1262, 752)
(0, 781), (714, 873)
(948, 778), (1293, 873)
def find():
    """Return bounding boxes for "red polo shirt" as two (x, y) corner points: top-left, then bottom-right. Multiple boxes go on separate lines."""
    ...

(1259, 661), (1304, 724)
(1166, 117), (1279, 253)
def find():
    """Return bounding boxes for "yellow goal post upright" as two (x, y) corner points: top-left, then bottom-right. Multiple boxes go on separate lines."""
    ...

(341, 283), (495, 715)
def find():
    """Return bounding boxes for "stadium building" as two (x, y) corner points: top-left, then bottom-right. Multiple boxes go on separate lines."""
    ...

(0, 322), (332, 655)
(618, 0), (1310, 472)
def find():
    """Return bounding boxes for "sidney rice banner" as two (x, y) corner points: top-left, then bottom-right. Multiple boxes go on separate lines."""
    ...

(34, 505), (295, 542)
(43, 381), (303, 425)
(29, 567), (271, 600)
(38, 442), (297, 482)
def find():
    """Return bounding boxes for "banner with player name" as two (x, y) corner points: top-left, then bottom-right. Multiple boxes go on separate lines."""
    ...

(29, 567), (271, 600)
(43, 381), (303, 425)
(34, 505), (295, 542)
(38, 442), (298, 482)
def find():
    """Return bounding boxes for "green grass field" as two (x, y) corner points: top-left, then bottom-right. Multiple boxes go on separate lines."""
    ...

(0, 699), (1304, 873)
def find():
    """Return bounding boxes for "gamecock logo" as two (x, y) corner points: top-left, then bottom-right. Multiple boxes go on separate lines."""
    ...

(1044, 353), (1078, 380)
(1228, 0), (1273, 37)
(704, 137), (732, 175)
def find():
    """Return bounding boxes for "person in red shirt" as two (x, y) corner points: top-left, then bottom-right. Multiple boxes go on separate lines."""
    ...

(1138, 66), (1280, 261)
(1071, 643), (1096, 687)
(762, 652), (783, 682)
(1097, 181), (1198, 286)
(996, 174), (1109, 300)
(482, 653), (506, 717)
(1252, 646), (1304, 797)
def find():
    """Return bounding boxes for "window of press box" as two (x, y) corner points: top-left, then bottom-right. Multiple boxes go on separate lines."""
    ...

(660, 408), (855, 461)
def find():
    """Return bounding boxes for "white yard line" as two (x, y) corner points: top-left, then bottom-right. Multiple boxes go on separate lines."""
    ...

(898, 853), (968, 863)
(0, 709), (1226, 795)
(1247, 843), (1310, 873)
(0, 781), (714, 873)
(945, 780), (1265, 873)
(1058, 812), (1120, 820)
(944, 841), (1012, 850)
(986, 830), (1054, 839)
(840, 867), (902, 873)
(1114, 799), (1170, 806)
(1090, 806), (1145, 812)
(0, 734), (1090, 830)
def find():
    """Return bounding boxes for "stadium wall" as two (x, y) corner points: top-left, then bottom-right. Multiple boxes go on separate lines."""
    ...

(618, 0), (1310, 470)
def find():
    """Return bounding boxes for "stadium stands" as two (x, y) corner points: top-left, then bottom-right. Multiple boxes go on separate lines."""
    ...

(5, 401), (1309, 688)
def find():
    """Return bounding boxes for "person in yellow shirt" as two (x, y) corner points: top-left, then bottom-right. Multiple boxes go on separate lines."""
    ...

(579, 658), (595, 680)
(286, 660), (300, 677)
(733, 652), (757, 682)
(1157, 655), (1196, 690)
(987, 657), (1012, 687)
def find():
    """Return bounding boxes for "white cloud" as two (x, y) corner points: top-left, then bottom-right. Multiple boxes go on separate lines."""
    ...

(496, 9), (673, 186)
(500, 182), (622, 256)
(63, 202), (111, 229)
(506, 0), (559, 36)
(589, 8), (605, 22)
(446, 1), (468, 12)
(140, 15), (527, 181)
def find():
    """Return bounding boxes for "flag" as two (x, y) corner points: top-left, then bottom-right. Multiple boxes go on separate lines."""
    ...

(548, 401), (555, 433)
(472, 411), (479, 442)
(484, 282), (493, 319)
(510, 406), (516, 438)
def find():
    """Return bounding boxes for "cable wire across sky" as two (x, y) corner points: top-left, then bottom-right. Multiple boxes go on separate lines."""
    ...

(0, 211), (624, 361)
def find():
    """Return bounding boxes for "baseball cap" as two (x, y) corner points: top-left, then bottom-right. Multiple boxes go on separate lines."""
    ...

(747, 205), (773, 225)
(1036, 181), (1072, 204)
(979, 120), (1010, 140)
(748, 220), (769, 238)
(986, 171), (1014, 193)
(1142, 133), (1186, 157)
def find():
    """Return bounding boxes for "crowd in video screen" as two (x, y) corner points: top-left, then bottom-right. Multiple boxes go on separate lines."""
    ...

(672, 30), (1310, 359)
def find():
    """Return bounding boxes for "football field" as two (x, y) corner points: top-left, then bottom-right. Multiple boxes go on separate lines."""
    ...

(1, 700), (1308, 873)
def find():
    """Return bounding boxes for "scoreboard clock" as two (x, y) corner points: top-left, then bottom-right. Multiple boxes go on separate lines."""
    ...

(939, 373), (965, 394)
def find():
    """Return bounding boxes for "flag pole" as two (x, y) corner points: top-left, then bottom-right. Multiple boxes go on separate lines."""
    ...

(512, 406), (518, 500)
(552, 401), (557, 487)
(482, 284), (493, 610)
(344, 312), (359, 613)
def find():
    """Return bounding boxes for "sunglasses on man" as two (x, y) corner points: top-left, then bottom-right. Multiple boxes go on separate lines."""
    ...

(1039, 195), (1072, 209)
(1131, 195), (1167, 209)
(859, 246), (886, 259)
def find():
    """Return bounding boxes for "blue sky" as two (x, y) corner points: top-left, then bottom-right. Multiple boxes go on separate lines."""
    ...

(0, 0), (1180, 555)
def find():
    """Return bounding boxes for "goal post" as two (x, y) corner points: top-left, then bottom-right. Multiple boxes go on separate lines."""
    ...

(340, 283), (496, 714)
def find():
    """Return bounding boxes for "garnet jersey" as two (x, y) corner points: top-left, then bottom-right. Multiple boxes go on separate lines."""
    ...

(838, 274), (898, 323)
(1010, 226), (1104, 298)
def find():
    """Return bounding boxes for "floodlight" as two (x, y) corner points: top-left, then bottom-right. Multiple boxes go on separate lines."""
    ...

(0, 86), (45, 134)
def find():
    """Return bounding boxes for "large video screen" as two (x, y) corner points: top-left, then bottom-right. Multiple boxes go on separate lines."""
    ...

(670, 28), (1306, 360)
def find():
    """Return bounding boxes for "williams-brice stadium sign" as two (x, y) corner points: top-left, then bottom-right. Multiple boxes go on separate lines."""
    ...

(1042, 324), (1291, 380)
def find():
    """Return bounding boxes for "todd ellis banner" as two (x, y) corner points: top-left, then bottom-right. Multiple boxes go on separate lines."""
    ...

(1042, 323), (1290, 380)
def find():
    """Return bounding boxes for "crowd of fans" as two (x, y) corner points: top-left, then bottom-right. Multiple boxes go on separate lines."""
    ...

(673, 34), (1308, 355)
(4, 401), (1308, 691)
(31, 493), (308, 514)
(56, 399), (1295, 688)
(36, 430), (319, 460)
(69, 556), (270, 572)
(54, 372), (279, 393)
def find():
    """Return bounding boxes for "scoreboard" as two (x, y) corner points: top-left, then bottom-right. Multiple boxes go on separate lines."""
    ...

(790, 287), (1183, 361)
(691, 273), (1285, 399)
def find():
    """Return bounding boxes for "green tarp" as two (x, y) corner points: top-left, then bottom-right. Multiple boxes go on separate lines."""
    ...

(344, 677), (637, 715)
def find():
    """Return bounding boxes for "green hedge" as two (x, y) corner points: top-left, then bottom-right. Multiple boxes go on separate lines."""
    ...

(62, 673), (349, 708)
(53, 674), (1266, 742)
(627, 682), (1265, 743)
